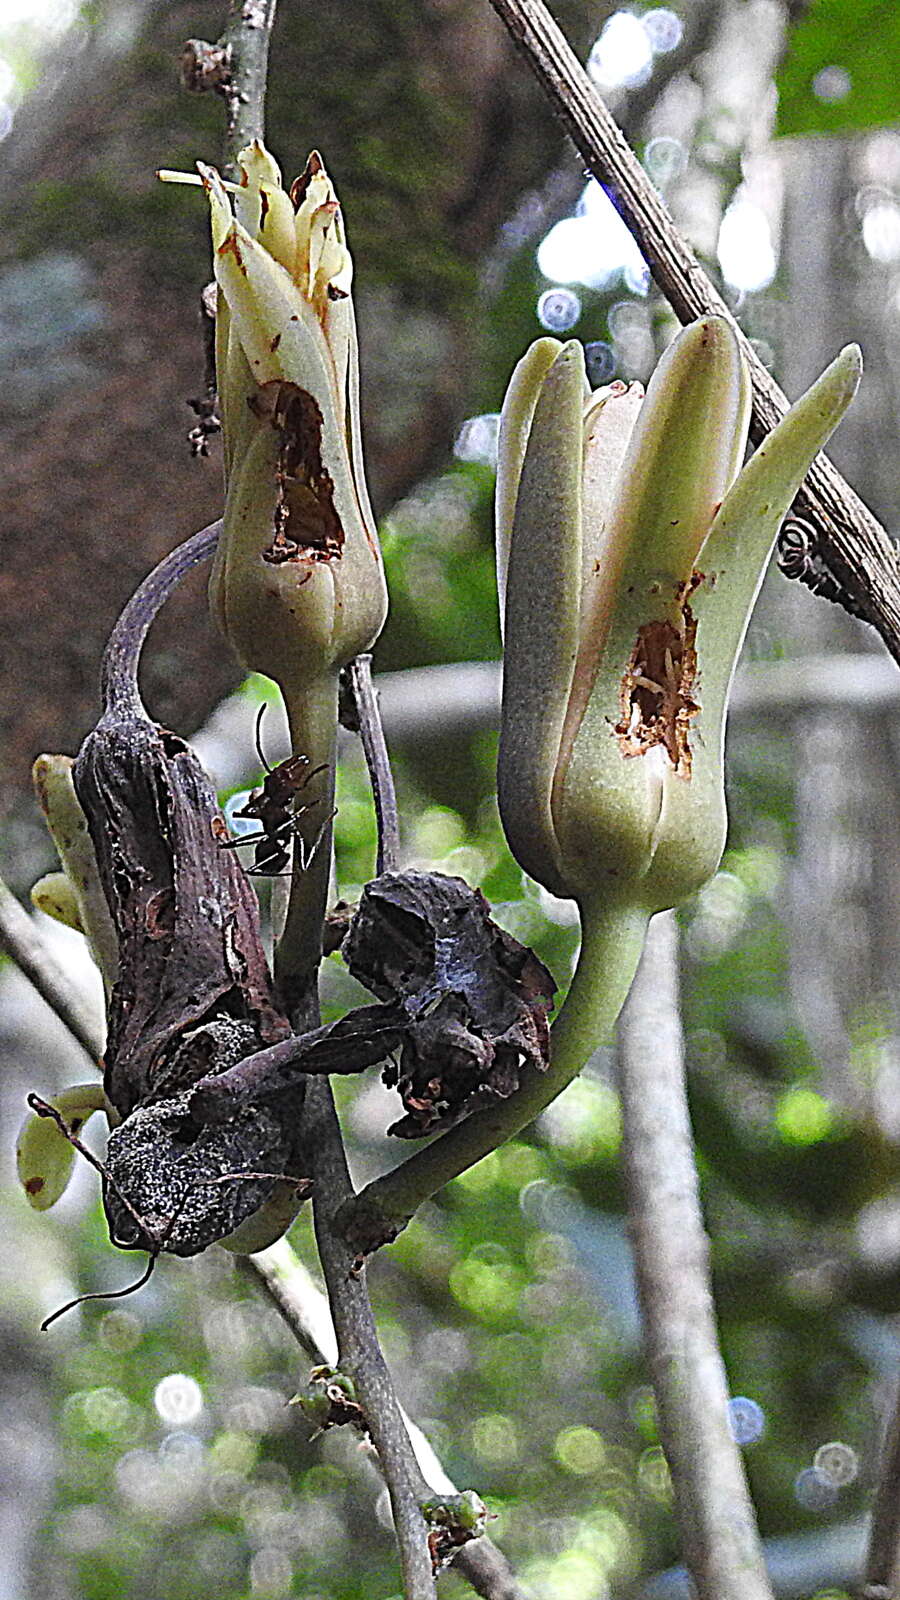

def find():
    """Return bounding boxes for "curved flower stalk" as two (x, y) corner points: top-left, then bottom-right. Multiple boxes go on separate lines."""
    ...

(17, 755), (114, 1214)
(164, 144), (388, 988)
(498, 313), (861, 1087)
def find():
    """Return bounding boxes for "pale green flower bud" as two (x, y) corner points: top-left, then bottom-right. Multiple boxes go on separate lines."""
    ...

(198, 144), (388, 694)
(497, 316), (860, 913)
(17, 1084), (108, 1210)
(162, 142), (388, 983)
(32, 753), (118, 989)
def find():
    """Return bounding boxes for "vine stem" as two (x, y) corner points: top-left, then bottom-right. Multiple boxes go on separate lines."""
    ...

(338, 900), (648, 1250)
(219, 0), (279, 178)
(274, 675), (339, 1006)
(176, 7), (434, 1589)
(617, 912), (775, 1600)
(344, 654), (401, 874)
(303, 1074), (438, 1600)
(246, 1240), (528, 1600)
(483, 0), (900, 663)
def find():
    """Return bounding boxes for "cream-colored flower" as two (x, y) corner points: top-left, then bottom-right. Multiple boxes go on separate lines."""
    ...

(197, 143), (388, 692)
(496, 316), (861, 912)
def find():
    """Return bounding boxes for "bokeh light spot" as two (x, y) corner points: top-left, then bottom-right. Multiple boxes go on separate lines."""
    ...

(637, 1445), (672, 1503)
(584, 341), (617, 384)
(794, 1465), (839, 1512)
(537, 181), (648, 291)
(454, 413), (500, 466)
(813, 1440), (859, 1487)
(727, 1396), (765, 1446)
(554, 1425), (607, 1475)
(537, 286), (582, 332)
(644, 135), (687, 186)
(812, 65), (851, 103)
(588, 12), (653, 90)
(472, 1412), (519, 1464)
(153, 1373), (204, 1426)
(775, 1088), (834, 1146)
(643, 8), (683, 53)
(717, 196), (777, 292)
(862, 201), (900, 263)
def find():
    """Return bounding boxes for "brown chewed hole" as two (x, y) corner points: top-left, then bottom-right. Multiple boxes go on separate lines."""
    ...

(257, 381), (345, 566)
(615, 583), (700, 777)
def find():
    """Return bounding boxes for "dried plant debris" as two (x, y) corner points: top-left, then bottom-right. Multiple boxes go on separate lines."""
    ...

(102, 1087), (306, 1256)
(70, 526), (309, 1257)
(254, 381), (345, 565)
(422, 1492), (489, 1573)
(344, 870), (556, 1136)
(290, 1368), (365, 1436)
(75, 716), (290, 1120)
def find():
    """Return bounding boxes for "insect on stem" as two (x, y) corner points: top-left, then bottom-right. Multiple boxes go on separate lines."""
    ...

(219, 703), (330, 877)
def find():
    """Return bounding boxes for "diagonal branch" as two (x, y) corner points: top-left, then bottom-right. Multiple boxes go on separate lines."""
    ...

(617, 912), (774, 1600)
(862, 1376), (900, 1599)
(484, 0), (900, 662)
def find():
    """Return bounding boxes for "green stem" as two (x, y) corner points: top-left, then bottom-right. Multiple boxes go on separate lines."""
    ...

(274, 674), (339, 1007)
(338, 898), (649, 1249)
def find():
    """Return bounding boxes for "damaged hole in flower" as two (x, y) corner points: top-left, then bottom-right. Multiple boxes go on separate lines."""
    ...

(616, 590), (700, 776)
(256, 381), (345, 565)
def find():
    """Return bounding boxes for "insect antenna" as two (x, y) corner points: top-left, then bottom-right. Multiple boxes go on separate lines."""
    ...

(28, 1094), (192, 1331)
(254, 701), (274, 775)
(41, 1254), (159, 1331)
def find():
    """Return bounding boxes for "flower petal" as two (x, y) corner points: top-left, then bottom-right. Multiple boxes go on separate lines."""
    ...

(648, 342), (862, 905)
(498, 341), (586, 895)
(495, 336), (565, 623)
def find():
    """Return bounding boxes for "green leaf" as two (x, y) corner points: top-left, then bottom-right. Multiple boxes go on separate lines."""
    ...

(777, 0), (900, 136)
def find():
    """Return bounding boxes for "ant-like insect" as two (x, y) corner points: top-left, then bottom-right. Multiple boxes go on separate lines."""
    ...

(218, 704), (330, 876)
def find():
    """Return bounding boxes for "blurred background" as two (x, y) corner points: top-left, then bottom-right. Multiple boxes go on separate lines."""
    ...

(2, 1), (900, 1596)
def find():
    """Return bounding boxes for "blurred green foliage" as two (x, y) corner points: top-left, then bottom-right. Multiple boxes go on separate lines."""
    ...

(777, 1), (900, 136)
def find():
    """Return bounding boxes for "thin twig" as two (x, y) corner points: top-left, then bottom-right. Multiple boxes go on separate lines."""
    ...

(243, 1242), (528, 1600)
(304, 1076), (437, 1600)
(343, 655), (402, 874)
(218, 0), (279, 178)
(0, 875), (104, 1062)
(862, 1379), (900, 1599)
(484, 0), (900, 662)
(617, 912), (774, 1600)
